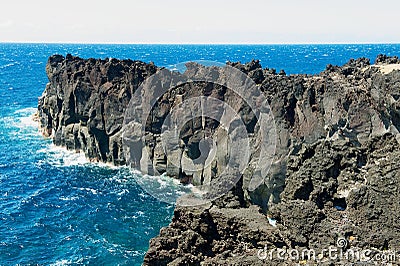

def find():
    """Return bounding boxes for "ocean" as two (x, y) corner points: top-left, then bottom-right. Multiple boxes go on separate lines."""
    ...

(0, 43), (399, 265)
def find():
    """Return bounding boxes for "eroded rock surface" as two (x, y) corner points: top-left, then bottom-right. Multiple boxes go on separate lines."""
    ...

(38, 54), (158, 165)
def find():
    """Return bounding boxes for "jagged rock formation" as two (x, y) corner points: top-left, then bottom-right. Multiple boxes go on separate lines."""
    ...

(38, 54), (157, 165)
(144, 134), (400, 265)
(143, 57), (400, 265)
(38, 54), (400, 265)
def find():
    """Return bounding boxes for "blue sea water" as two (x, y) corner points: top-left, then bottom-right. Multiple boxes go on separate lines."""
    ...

(0, 43), (399, 265)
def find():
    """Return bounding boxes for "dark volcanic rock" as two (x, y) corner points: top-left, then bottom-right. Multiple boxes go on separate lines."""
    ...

(38, 54), (400, 265)
(144, 134), (400, 265)
(38, 54), (157, 165)
(375, 54), (400, 65)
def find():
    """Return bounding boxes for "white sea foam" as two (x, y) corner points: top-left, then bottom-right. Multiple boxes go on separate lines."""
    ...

(124, 250), (144, 257)
(117, 189), (129, 196)
(36, 145), (89, 168)
(19, 116), (38, 128)
(0, 107), (38, 129)
(132, 171), (197, 204)
(78, 187), (98, 195)
(50, 259), (72, 266)
(14, 107), (37, 115)
(9, 108), (119, 169)
(0, 108), (41, 142)
(36, 143), (128, 169)
(59, 196), (80, 201)
(17, 110), (40, 129)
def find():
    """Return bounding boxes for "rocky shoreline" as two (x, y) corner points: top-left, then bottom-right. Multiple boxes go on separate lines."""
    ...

(38, 54), (400, 265)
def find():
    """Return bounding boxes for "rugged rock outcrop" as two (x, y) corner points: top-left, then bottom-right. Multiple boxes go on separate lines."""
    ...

(143, 58), (400, 265)
(38, 54), (158, 165)
(38, 54), (400, 265)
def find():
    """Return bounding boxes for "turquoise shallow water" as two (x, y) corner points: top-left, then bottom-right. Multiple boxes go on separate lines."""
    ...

(0, 43), (399, 265)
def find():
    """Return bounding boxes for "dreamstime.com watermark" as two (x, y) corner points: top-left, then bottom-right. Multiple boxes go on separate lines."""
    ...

(254, 238), (397, 263)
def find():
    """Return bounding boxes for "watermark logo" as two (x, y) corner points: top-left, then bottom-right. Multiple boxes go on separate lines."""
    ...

(256, 237), (397, 263)
(336, 237), (348, 249)
(122, 61), (277, 206)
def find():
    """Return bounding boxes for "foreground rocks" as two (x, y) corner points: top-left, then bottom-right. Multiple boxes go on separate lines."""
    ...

(143, 133), (400, 266)
(38, 54), (400, 265)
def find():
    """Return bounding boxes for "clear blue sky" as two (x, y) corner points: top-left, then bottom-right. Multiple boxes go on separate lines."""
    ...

(1, 0), (399, 44)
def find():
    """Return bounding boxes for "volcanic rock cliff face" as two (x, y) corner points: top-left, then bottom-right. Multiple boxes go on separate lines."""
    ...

(38, 54), (158, 165)
(38, 54), (400, 265)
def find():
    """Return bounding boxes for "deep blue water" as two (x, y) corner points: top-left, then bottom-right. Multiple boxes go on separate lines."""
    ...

(0, 43), (399, 265)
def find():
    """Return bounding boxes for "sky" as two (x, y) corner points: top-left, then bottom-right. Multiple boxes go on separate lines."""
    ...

(1, 0), (399, 44)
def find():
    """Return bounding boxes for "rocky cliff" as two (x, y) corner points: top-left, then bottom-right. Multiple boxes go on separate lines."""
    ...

(38, 54), (400, 265)
(38, 54), (158, 165)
